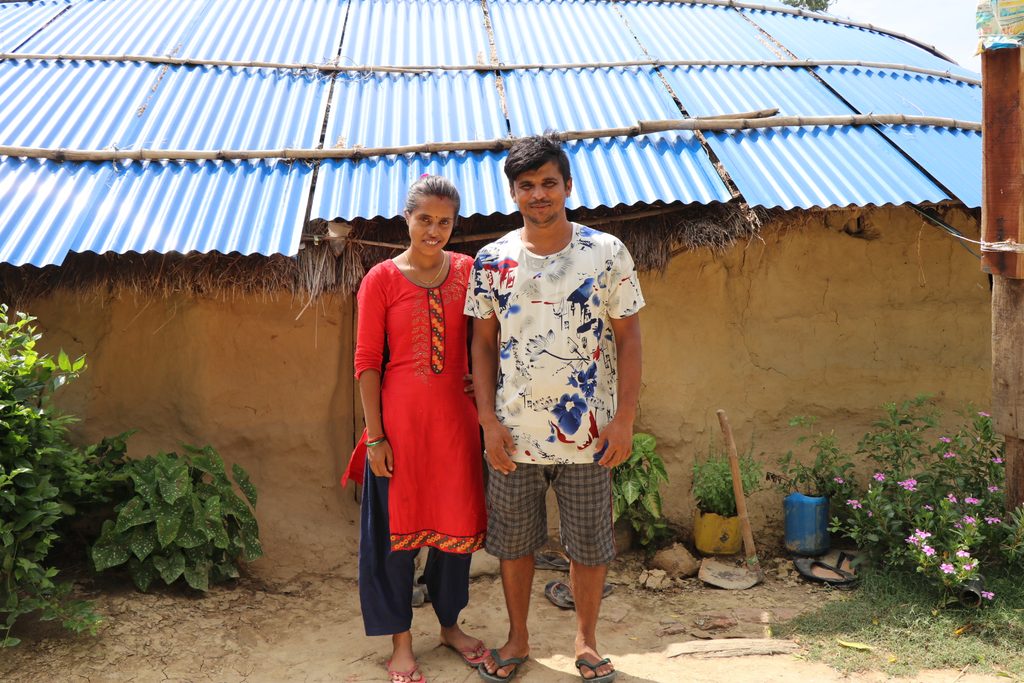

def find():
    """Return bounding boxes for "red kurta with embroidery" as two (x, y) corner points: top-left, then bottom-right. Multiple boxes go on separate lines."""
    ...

(350, 252), (486, 554)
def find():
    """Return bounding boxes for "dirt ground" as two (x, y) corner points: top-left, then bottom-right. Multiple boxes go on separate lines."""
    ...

(0, 553), (1009, 683)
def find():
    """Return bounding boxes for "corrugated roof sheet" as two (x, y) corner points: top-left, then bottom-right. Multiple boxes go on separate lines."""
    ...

(313, 135), (731, 221)
(488, 0), (645, 64)
(339, 0), (489, 67)
(704, 126), (950, 209)
(0, 158), (110, 267)
(0, 0), (983, 267)
(327, 71), (506, 148)
(742, 8), (977, 79)
(502, 67), (680, 135)
(0, 0), (68, 52)
(67, 160), (313, 258)
(617, 1), (778, 61)
(18, 0), (211, 55)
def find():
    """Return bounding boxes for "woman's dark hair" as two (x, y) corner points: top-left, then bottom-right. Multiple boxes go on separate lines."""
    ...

(503, 133), (571, 186)
(404, 174), (461, 217)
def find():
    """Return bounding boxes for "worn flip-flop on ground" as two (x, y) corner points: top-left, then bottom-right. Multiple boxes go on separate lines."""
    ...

(575, 656), (617, 683)
(477, 650), (528, 682)
(440, 640), (488, 667)
(793, 557), (857, 587)
(544, 580), (615, 610)
(386, 660), (427, 683)
(535, 549), (570, 571)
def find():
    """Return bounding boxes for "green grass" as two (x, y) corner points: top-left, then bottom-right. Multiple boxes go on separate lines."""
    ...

(775, 568), (1024, 679)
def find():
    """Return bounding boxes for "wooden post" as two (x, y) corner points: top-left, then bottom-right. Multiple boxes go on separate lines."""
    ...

(982, 47), (1024, 510)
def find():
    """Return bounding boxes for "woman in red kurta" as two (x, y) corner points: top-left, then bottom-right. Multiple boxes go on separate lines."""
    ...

(347, 175), (487, 683)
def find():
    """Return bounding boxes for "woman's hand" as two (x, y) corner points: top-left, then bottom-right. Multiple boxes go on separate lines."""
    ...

(367, 440), (394, 478)
(463, 373), (475, 397)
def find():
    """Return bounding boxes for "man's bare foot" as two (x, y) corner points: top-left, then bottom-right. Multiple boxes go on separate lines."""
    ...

(479, 641), (530, 680)
(575, 643), (615, 680)
(439, 624), (486, 665)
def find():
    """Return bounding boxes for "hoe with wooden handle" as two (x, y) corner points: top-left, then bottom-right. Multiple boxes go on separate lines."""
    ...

(697, 409), (764, 589)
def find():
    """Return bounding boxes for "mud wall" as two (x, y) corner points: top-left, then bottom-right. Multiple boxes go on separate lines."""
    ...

(22, 205), (990, 575)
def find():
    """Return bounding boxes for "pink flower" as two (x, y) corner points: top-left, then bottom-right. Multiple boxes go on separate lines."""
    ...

(922, 545), (936, 556)
(962, 515), (977, 525)
(943, 451), (957, 459)
(956, 550), (971, 558)
(873, 472), (886, 482)
(986, 516), (1001, 525)
(939, 436), (952, 444)
(978, 411), (990, 417)
(993, 457), (1004, 464)
(906, 535), (921, 546)
(963, 562), (977, 571)
(947, 494), (958, 503)
(833, 476), (845, 484)
(847, 499), (862, 509)
(965, 497), (981, 505)
(940, 563), (955, 574)
(866, 511), (873, 517)
(923, 504), (934, 511)
(988, 486), (1000, 493)
(954, 522), (963, 529)
(981, 591), (995, 600)
(898, 478), (918, 491)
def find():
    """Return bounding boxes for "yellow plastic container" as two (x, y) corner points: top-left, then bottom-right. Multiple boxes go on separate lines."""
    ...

(693, 510), (742, 555)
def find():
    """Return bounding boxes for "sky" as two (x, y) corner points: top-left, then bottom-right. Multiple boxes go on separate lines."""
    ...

(759, 0), (982, 74)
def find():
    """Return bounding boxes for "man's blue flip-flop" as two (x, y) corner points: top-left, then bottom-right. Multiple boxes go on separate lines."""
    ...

(575, 657), (617, 683)
(478, 649), (528, 681)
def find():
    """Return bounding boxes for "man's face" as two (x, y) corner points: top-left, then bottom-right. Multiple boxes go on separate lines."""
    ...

(510, 160), (572, 228)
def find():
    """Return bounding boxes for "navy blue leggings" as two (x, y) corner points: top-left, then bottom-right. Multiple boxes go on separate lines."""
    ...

(358, 463), (472, 636)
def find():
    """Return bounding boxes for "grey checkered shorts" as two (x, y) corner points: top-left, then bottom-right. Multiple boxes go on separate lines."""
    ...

(484, 461), (615, 566)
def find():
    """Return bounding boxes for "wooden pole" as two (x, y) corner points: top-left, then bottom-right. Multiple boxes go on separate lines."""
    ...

(981, 47), (1024, 511)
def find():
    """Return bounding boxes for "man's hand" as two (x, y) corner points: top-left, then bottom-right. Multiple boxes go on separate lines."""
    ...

(482, 420), (517, 474)
(596, 417), (633, 468)
(367, 441), (394, 478)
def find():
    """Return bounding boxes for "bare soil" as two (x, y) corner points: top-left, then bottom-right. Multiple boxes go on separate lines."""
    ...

(1, 555), (1006, 683)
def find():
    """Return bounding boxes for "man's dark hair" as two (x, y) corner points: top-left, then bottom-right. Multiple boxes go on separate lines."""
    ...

(503, 133), (571, 186)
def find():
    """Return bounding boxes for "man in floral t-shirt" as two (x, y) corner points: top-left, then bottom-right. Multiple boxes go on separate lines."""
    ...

(466, 134), (643, 682)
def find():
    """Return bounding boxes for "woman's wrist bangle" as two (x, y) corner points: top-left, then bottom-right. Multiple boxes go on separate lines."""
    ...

(366, 435), (387, 448)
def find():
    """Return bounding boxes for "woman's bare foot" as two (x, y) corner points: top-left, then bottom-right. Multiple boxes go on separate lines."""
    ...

(386, 632), (422, 682)
(439, 623), (487, 665)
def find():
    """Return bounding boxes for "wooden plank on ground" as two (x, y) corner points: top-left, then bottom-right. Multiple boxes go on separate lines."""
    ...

(665, 638), (799, 659)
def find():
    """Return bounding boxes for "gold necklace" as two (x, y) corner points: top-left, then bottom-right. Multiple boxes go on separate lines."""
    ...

(404, 251), (447, 286)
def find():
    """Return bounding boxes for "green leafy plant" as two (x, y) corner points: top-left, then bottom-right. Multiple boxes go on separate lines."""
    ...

(1, 305), (102, 647)
(91, 446), (262, 592)
(612, 433), (670, 549)
(692, 448), (761, 517)
(815, 398), (1019, 604)
(777, 415), (856, 500)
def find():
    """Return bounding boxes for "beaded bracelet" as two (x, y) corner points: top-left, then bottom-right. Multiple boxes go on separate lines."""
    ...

(366, 435), (387, 448)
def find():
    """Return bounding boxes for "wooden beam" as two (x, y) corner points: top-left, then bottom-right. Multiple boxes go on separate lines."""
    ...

(982, 48), (1024, 278)
(992, 278), (1024, 442)
(1006, 436), (1024, 514)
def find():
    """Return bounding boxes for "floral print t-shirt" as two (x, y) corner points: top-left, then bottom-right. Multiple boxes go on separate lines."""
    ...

(464, 223), (645, 464)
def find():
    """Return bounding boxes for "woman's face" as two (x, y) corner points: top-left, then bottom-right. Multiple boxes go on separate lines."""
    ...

(405, 195), (457, 257)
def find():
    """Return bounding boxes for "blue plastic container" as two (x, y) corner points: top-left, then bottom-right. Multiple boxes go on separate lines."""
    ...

(784, 492), (831, 556)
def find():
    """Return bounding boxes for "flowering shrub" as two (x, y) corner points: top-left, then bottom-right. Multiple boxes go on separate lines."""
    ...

(777, 416), (857, 500)
(831, 397), (1022, 603)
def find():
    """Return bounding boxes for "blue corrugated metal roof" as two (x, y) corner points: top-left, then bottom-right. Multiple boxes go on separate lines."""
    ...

(0, 59), (162, 148)
(617, 1), (778, 61)
(0, 158), (110, 267)
(704, 126), (950, 209)
(67, 160), (313, 258)
(18, 0), (211, 55)
(340, 0), (489, 66)
(0, 0), (68, 52)
(327, 72), (506, 148)
(742, 8), (977, 80)
(313, 134), (731, 221)
(0, 0), (983, 268)
(489, 0), (645, 64)
(503, 67), (680, 135)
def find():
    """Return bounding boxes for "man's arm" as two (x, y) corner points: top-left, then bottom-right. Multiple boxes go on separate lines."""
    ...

(471, 315), (517, 474)
(597, 313), (642, 468)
